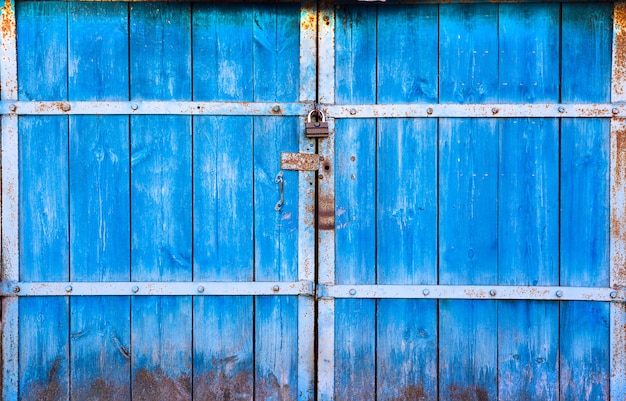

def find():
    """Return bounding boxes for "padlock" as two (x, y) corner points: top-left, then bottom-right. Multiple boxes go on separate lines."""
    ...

(305, 110), (329, 138)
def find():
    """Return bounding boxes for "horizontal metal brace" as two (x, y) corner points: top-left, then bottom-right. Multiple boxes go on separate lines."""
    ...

(0, 281), (315, 297)
(280, 152), (321, 171)
(325, 103), (626, 118)
(1, 101), (310, 116)
(319, 284), (625, 302)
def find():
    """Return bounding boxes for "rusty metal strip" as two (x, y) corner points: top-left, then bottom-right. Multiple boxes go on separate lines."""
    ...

(1, 101), (310, 116)
(326, 103), (624, 118)
(321, 285), (625, 302)
(1, 281), (316, 297)
(1, 0), (18, 399)
(281, 152), (321, 171)
(611, 2), (626, 399)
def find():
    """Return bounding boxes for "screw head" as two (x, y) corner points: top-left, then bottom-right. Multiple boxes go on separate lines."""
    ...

(610, 291), (618, 299)
(423, 289), (430, 296)
(9, 104), (16, 112)
(13, 285), (20, 293)
(197, 286), (205, 293)
(273, 105), (281, 113)
(62, 103), (71, 112)
(272, 285), (280, 292)
(131, 104), (139, 111)
(556, 290), (563, 297)
(491, 107), (499, 115)
(489, 289), (497, 296)
(349, 289), (356, 296)
(613, 108), (620, 115)
(558, 106), (565, 113)
(426, 107), (433, 115)
(65, 285), (73, 293)
(132, 286), (139, 293)
(349, 108), (357, 115)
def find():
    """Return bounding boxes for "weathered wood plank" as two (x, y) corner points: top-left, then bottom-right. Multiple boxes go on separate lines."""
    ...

(130, 4), (192, 400)
(560, 4), (612, 400)
(67, 4), (131, 398)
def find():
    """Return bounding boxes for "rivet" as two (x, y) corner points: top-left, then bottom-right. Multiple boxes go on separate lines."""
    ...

(318, 174), (324, 180)
(349, 289), (356, 296)
(65, 285), (73, 293)
(491, 107), (499, 115)
(273, 105), (281, 113)
(489, 289), (496, 296)
(13, 286), (20, 293)
(610, 291), (617, 299)
(556, 290), (563, 298)
(62, 103), (72, 112)
(349, 108), (357, 115)
(426, 107), (433, 115)
(197, 286), (205, 293)
(132, 286), (139, 293)
(319, 156), (325, 161)
(9, 104), (16, 112)
(423, 289), (430, 296)
(613, 108), (620, 115)
(273, 285), (280, 292)
(558, 106), (565, 113)
(131, 103), (139, 111)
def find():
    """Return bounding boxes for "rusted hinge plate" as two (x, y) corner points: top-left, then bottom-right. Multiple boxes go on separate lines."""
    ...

(280, 152), (320, 171)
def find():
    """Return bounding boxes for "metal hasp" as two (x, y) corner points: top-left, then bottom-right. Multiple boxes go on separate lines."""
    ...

(280, 152), (321, 171)
(305, 109), (329, 138)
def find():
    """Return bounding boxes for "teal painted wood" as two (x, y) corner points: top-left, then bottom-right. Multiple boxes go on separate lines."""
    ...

(67, 4), (131, 399)
(497, 5), (560, 400)
(192, 5), (255, 399)
(439, 5), (498, 401)
(334, 6), (377, 400)
(130, 4), (192, 400)
(560, 5), (612, 400)
(17, 4), (70, 398)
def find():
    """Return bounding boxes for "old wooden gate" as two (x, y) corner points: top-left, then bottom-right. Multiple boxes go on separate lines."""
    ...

(2, 0), (626, 400)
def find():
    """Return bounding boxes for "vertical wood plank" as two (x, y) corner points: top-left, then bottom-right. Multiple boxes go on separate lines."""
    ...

(561, 4), (613, 400)
(192, 5), (255, 399)
(333, 6), (377, 400)
(610, 3), (626, 398)
(130, 4), (192, 400)
(16, 3), (69, 399)
(67, 4), (131, 399)
(438, 5), (499, 401)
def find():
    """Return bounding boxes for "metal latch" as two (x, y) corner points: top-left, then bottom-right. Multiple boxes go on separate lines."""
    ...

(280, 152), (321, 171)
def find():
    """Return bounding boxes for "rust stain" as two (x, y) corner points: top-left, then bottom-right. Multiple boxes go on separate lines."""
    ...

(194, 370), (252, 401)
(447, 384), (489, 401)
(0, 0), (15, 52)
(612, 121), (626, 283)
(389, 384), (427, 401)
(75, 378), (129, 401)
(318, 192), (334, 231)
(19, 358), (65, 401)
(256, 372), (292, 401)
(133, 369), (191, 401)
(300, 10), (316, 32)
(615, 3), (626, 98)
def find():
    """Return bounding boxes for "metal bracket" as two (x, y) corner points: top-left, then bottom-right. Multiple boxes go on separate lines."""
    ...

(280, 152), (321, 171)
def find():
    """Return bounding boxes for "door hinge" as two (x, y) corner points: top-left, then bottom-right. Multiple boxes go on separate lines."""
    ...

(280, 152), (321, 171)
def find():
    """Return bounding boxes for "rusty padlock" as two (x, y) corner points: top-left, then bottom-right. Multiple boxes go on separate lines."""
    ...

(305, 110), (329, 138)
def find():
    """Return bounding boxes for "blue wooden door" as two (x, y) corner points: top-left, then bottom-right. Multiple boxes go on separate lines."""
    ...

(2, 1), (317, 400)
(317, 2), (626, 401)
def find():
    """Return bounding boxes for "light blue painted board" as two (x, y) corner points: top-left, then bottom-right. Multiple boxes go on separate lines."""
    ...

(130, 4), (192, 400)
(17, 5), (70, 399)
(17, 1), (67, 101)
(496, 6), (561, 400)
(67, 3), (131, 398)
(438, 5), (498, 400)
(192, 5), (255, 398)
(560, 5), (612, 400)
(334, 6), (377, 399)
(377, 5), (438, 104)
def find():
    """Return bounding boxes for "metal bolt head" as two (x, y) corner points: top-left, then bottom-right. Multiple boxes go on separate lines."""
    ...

(422, 289), (430, 296)
(610, 291), (618, 299)
(349, 289), (356, 296)
(62, 103), (72, 112)
(131, 103), (139, 111)
(489, 289), (497, 296)
(272, 105), (281, 113)
(491, 107), (499, 115)
(349, 108), (357, 115)
(9, 104), (16, 112)
(558, 106), (565, 113)
(613, 108), (620, 115)
(556, 290), (563, 298)
(272, 285), (280, 292)
(13, 285), (20, 294)
(197, 286), (205, 293)
(132, 286), (139, 293)
(65, 285), (73, 293)
(426, 107), (433, 115)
